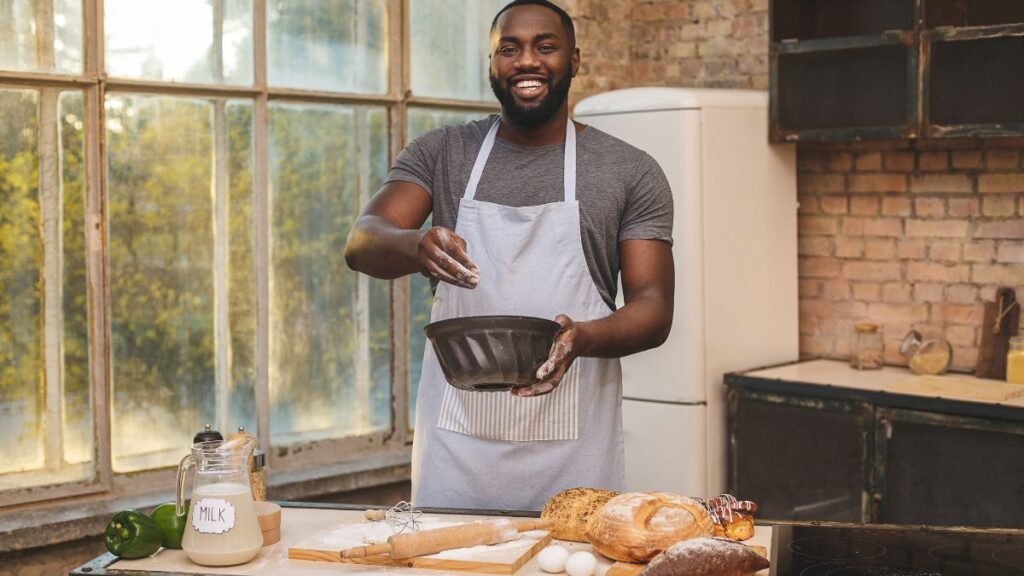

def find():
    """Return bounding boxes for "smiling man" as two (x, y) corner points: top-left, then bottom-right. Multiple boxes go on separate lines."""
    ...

(344, 0), (675, 510)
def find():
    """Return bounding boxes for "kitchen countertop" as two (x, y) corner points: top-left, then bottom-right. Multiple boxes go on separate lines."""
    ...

(727, 359), (1024, 422)
(71, 503), (773, 576)
(71, 501), (1024, 575)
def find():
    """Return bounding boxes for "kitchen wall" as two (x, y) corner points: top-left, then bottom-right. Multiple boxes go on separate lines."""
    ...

(564, 0), (1024, 372)
(566, 0), (768, 100)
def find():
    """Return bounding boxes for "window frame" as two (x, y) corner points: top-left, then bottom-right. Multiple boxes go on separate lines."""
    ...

(0, 0), (499, 509)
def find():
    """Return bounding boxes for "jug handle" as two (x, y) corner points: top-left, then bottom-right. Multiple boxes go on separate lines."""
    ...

(175, 453), (194, 517)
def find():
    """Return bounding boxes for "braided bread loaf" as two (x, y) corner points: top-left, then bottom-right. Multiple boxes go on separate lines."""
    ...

(585, 492), (715, 563)
(696, 495), (758, 541)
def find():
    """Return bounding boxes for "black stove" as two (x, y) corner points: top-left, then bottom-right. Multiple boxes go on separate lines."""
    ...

(772, 524), (1024, 576)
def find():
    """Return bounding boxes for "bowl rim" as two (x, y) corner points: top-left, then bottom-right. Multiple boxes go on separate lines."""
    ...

(424, 315), (560, 337)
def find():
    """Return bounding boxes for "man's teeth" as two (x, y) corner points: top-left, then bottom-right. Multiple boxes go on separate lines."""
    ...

(516, 80), (543, 88)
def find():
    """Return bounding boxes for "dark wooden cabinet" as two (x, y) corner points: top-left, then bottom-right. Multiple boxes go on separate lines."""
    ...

(727, 373), (1024, 528)
(775, 39), (917, 140)
(772, 0), (917, 42)
(770, 0), (1024, 141)
(875, 408), (1024, 528)
(923, 26), (1024, 137)
(730, 389), (872, 523)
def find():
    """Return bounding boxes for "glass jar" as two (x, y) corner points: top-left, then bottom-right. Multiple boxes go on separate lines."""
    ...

(250, 449), (267, 501)
(850, 323), (883, 370)
(1008, 336), (1024, 384)
(899, 330), (952, 376)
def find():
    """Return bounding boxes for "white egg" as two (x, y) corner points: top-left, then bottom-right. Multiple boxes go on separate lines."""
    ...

(564, 550), (597, 576)
(537, 544), (570, 573)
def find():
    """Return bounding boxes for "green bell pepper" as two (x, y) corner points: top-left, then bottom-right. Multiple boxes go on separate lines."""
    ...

(104, 509), (162, 558)
(150, 502), (187, 549)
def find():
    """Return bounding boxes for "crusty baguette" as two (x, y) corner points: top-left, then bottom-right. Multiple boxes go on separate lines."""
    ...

(540, 487), (619, 542)
(641, 537), (770, 576)
(586, 492), (715, 563)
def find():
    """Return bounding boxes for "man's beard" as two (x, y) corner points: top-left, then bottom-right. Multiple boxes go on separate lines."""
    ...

(490, 66), (573, 129)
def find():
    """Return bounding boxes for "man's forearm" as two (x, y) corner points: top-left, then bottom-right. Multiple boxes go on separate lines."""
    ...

(344, 215), (423, 279)
(574, 296), (672, 359)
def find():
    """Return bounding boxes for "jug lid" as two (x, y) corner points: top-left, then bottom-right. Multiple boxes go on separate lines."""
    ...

(193, 424), (224, 444)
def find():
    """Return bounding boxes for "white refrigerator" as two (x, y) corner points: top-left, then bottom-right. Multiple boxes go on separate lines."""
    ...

(573, 88), (799, 497)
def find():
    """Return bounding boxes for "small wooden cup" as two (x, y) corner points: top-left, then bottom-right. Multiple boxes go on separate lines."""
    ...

(255, 501), (282, 547)
(261, 526), (281, 546)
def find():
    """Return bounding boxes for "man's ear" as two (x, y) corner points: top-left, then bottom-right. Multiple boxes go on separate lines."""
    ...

(571, 47), (581, 77)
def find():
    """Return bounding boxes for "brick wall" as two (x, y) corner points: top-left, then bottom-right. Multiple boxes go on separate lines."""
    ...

(798, 141), (1024, 371)
(563, 0), (1024, 371)
(568, 0), (769, 103)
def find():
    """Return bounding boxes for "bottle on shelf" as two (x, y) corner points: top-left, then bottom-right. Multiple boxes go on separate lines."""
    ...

(1008, 336), (1024, 385)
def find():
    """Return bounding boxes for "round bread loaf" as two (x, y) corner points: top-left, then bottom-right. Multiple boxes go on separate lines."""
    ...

(586, 492), (715, 563)
(540, 487), (619, 543)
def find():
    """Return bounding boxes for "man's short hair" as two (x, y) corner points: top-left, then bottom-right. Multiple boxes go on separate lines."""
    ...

(490, 0), (576, 47)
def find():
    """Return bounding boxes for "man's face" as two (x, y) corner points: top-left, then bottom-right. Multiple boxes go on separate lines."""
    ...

(489, 5), (580, 128)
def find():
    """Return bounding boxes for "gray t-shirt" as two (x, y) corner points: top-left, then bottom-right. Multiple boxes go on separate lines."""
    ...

(385, 116), (673, 309)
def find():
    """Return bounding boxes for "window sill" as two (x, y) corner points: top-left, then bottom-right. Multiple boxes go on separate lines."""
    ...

(0, 446), (411, 554)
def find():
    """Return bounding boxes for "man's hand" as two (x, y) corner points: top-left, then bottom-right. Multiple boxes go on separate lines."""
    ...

(417, 226), (480, 289)
(513, 314), (581, 397)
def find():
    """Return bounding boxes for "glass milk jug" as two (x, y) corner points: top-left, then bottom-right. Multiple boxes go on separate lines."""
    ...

(176, 436), (263, 566)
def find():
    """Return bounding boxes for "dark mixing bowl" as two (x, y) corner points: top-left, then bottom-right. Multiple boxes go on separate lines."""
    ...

(424, 315), (560, 391)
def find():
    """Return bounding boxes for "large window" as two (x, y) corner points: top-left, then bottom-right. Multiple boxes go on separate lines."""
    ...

(0, 0), (498, 506)
(403, 0), (505, 429)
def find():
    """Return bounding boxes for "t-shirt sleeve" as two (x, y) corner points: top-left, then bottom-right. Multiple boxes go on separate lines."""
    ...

(384, 127), (445, 196)
(620, 152), (674, 245)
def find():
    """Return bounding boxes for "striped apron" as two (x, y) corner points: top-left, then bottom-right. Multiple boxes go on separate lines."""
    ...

(411, 119), (624, 511)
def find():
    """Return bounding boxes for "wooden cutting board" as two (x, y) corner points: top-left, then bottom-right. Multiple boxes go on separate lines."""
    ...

(288, 523), (552, 575)
(976, 287), (1020, 380)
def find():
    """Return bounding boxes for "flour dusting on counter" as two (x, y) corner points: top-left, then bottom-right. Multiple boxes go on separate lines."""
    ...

(297, 517), (460, 550)
(430, 530), (549, 560)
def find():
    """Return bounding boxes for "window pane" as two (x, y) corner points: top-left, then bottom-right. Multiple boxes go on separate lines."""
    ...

(404, 108), (489, 428)
(227, 102), (257, 432)
(0, 0), (83, 74)
(107, 95), (255, 472)
(60, 91), (91, 467)
(0, 89), (43, 486)
(105, 0), (253, 85)
(0, 88), (91, 492)
(409, 0), (505, 101)
(269, 103), (390, 444)
(268, 0), (387, 93)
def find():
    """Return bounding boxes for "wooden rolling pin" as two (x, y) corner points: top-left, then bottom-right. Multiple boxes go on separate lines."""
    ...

(341, 518), (554, 559)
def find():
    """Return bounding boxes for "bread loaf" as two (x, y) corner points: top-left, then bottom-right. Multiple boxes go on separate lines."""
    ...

(712, 511), (755, 541)
(540, 487), (618, 543)
(697, 494), (758, 542)
(641, 537), (770, 576)
(586, 492), (715, 563)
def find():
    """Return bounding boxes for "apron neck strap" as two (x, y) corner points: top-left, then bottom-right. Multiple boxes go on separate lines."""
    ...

(464, 118), (577, 203)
